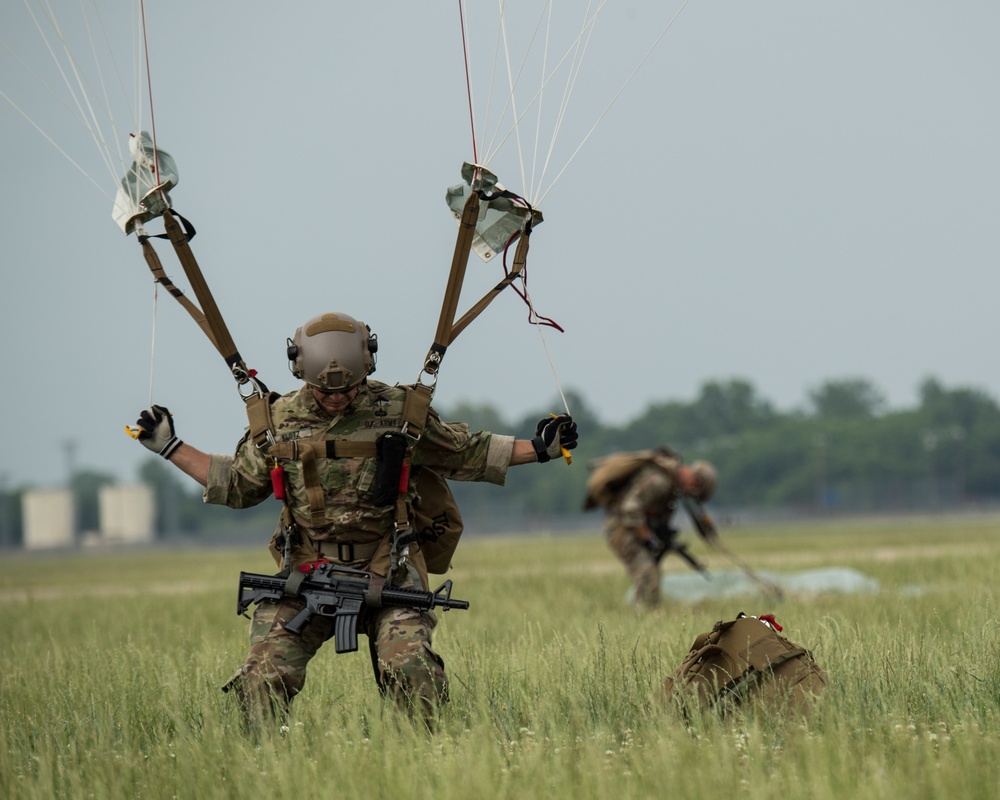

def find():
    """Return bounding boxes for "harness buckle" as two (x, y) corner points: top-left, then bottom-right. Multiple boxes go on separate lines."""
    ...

(337, 542), (355, 562)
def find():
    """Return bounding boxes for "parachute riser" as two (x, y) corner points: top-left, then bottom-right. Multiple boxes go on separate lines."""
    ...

(422, 189), (480, 385)
(135, 211), (263, 403)
(420, 164), (539, 390)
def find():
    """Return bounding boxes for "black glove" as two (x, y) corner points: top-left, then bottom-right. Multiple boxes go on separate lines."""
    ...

(531, 413), (578, 463)
(135, 405), (182, 460)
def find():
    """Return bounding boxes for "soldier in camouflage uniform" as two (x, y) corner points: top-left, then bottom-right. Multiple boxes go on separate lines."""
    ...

(599, 451), (717, 610)
(133, 311), (578, 729)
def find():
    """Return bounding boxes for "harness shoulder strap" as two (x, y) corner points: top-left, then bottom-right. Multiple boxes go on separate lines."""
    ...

(400, 383), (434, 439)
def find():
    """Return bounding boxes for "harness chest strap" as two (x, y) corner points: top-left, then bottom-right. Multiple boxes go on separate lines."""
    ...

(261, 384), (432, 532)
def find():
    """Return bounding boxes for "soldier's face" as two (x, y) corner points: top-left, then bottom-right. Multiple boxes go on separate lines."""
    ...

(310, 385), (359, 416)
(677, 467), (701, 497)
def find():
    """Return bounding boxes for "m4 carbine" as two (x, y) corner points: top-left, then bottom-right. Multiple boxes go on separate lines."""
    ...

(236, 560), (470, 653)
(645, 521), (710, 578)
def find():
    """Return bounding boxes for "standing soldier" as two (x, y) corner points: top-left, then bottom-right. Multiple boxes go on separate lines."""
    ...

(132, 311), (578, 729)
(584, 448), (716, 610)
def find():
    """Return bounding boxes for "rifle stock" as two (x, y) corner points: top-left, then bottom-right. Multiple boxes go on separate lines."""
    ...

(236, 562), (470, 653)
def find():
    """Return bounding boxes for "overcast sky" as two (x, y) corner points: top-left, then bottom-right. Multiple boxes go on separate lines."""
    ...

(2, 1), (998, 488)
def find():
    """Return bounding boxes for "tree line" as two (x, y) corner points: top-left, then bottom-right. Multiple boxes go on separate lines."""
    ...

(2, 375), (997, 545)
(447, 376), (1000, 528)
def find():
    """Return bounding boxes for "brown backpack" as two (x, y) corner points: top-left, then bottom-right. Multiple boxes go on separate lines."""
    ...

(410, 467), (464, 574)
(660, 613), (826, 717)
(583, 449), (679, 510)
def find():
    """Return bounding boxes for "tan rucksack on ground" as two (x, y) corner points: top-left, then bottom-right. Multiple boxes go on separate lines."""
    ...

(660, 613), (827, 718)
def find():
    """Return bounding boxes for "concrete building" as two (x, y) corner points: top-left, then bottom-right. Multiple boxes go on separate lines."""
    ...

(99, 484), (155, 543)
(22, 488), (75, 549)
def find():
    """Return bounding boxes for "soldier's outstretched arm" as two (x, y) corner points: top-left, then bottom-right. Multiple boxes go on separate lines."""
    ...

(131, 404), (210, 486)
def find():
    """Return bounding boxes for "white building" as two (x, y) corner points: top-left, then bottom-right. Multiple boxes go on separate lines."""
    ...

(99, 484), (155, 543)
(22, 488), (75, 549)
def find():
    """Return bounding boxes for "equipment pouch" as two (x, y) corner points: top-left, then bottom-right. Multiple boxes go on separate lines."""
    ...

(371, 432), (408, 506)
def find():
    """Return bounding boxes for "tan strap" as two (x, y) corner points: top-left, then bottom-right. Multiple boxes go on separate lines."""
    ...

(161, 210), (246, 374)
(400, 384), (434, 439)
(317, 539), (381, 564)
(449, 228), (530, 341)
(139, 238), (221, 352)
(298, 445), (327, 527)
(268, 440), (378, 461)
(422, 184), (536, 381)
(430, 190), (480, 358)
(244, 392), (278, 450)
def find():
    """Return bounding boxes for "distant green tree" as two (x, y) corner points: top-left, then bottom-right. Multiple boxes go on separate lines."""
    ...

(917, 378), (1000, 497)
(691, 378), (777, 436)
(439, 401), (510, 432)
(809, 378), (885, 419)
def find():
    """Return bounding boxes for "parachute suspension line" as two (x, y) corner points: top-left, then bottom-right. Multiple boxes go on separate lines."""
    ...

(477, 1), (605, 204)
(0, 85), (112, 198)
(537, 0), (691, 206)
(77, 0), (134, 178)
(482, 1), (548, 183)
(535, 322), (571, 417)
(497, 0), (529, 200)
(20, 0), (122, 189)
(536, 0), (605, 204)
(528, 2), (554, 203)
(147, 279), (159, 407)
(510, 230), (570, 416)
(457, 0), (478, 163)
(138, 0), (166, 205)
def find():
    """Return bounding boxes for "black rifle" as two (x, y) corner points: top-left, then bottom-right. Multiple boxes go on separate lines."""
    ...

(645, 520), (711, 579)
(236, 561), (470, 653)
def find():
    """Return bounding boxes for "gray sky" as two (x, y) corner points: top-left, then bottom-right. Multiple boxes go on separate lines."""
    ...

(2, 1), (998, 488)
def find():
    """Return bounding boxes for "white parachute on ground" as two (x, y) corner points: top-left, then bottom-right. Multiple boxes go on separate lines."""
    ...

(641, 567), (882, 605)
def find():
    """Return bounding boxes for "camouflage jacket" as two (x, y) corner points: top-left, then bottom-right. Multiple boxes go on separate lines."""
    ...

(204, 380), (514, 543)
(608, 462), (680, 529)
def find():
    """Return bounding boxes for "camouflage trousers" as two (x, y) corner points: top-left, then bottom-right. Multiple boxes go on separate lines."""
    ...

(604, 521), (661, 609)
(223, 596), (448, 729)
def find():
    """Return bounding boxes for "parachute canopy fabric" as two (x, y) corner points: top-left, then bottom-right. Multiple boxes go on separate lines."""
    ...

(112, 131), (178, 235)
(446, 163), (543, 262)
(650, 567), (881, 604)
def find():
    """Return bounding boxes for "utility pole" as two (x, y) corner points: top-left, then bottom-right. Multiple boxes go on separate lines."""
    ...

(0, 472), (11, 549)
(63, 439), (79, 543)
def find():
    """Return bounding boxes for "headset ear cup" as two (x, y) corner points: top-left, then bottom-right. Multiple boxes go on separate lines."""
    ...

(286, 337), (301, 378)
(366, 328), (378, 374)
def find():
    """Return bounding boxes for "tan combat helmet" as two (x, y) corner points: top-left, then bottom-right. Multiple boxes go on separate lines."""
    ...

(689, 460), (718, 501)
(288, 312), (377, 392)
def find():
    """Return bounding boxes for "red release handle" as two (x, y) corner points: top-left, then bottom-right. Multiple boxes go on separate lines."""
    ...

(270, 463), (286, 500)
(398, 461), (410, 494)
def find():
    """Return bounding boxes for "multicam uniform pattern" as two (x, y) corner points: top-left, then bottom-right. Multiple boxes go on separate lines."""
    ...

(603, 461), (680, 610)
(208, 379), (514, 726)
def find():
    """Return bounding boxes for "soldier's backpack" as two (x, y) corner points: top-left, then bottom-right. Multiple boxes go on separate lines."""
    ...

(660, 613), (826, 718)
(410, 466), (463, 574)
(583, 449), (680, 510)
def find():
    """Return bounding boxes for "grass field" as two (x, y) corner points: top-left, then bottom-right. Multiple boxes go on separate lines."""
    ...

(3, 514), (1000, 799)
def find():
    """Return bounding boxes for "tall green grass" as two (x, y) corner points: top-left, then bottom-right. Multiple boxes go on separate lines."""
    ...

(3, 516), (1000, 799)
